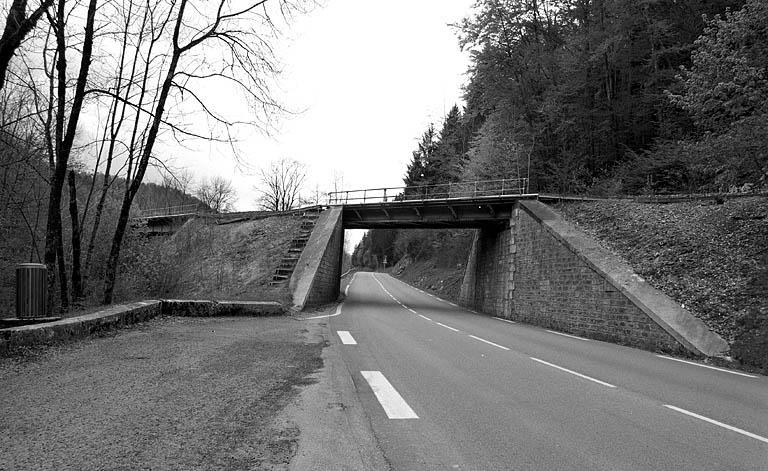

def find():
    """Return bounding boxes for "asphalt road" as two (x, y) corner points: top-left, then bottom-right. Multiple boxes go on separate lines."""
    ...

(329, 271), (768, 471)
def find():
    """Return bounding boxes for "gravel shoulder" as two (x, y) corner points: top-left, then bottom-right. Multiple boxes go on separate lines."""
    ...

(0, 316), (322, 471)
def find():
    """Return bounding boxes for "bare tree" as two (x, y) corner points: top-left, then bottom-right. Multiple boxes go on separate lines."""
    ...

(99, 0), (308, 304)
(255, 156), (306, 211)
(195, 175), (236, 213)
(0, 0), (54, 90)
(36, 0), (99, 311)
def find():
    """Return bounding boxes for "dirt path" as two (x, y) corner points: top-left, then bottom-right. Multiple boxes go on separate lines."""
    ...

(0, 316), (322, 470)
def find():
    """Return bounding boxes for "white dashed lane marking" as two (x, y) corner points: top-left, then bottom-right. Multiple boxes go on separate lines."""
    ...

(435, 321), (460, 332)
(361, 371), (419, 419)
(664, 405), (768, 444)
(337, 331), (357, 345)
(530, 357), (616, 388)
(468, 335), (510, 351)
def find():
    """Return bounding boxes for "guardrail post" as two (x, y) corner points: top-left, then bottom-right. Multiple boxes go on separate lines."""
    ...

(383, 188), (387, 202)
(363, 189), (367, 203)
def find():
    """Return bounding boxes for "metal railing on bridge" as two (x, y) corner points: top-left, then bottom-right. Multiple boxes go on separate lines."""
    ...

(327, 178), (530, 205)
(137, 203), (209, 218)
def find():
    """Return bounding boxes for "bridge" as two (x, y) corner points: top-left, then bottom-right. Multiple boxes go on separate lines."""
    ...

(289, 178), (727, 359)
(327, 178), (534, 228)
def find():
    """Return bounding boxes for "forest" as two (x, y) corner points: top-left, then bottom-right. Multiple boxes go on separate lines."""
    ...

(0, 0), (309, 314)
(354, 0), (767, 269)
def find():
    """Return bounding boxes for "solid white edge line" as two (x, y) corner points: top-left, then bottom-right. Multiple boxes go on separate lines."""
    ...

(435, 321), (460, 332)
(469, 334), (510, 351)
(303, 303), (343, 320)
(407, 308), (418, 314)
(361, 371), (419, 419)
(337, 330), (357, 345)
(530, 357), (616, 388)
(664, 405), (768, 444)
(656, 355), (757, 378)
(547, 330), (590, 341)
(494, 317), (516, 324)
(418, 314), (432, 321)
(344, 273), (356, 296)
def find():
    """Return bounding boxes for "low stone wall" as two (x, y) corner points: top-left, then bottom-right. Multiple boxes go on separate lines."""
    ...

(0, 299), (284, 355)
(0, 301), (162, 354)
(460, 200), (729, 357)
(162, 300), (282, 317)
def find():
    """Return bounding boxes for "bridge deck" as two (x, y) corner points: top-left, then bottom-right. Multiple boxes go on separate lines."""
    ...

(337, 194), (539, 229)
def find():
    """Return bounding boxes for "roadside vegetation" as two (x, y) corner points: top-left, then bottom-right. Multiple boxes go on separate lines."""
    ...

(117, 215), (302, 305)
(556, 198), (768, 371)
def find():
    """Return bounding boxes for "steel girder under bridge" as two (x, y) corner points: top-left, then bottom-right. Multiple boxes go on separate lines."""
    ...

(328, 179), (537, 229)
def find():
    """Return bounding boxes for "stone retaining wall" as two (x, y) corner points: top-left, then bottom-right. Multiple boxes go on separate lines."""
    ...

(460, 200), (729, 357)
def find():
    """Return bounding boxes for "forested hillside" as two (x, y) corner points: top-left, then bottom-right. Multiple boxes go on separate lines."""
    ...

(357, 0), (767, 270)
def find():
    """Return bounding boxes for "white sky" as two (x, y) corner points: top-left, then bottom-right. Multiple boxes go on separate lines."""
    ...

(161, 0), (476, 210)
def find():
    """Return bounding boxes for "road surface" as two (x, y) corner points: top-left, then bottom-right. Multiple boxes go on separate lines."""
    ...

(326, 271), (768, 470)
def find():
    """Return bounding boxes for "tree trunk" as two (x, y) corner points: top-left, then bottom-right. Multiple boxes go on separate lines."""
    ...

(102, 25), (184, 304)
(68, 170), (82, 302)
(43, 0), (98, 310)
(44, 167), (68, 312)
(55, 212), (69, 311)
(83, 177), (109, 280)
(0, 0), (53, 90)
(102, 193), (131, 305)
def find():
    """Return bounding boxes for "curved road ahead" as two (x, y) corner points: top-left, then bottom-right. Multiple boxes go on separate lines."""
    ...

(327, 271), (767, 470)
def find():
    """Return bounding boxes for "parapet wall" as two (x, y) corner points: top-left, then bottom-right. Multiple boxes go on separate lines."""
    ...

(0, 300), (283, 354)
(460, 200), (728, 357)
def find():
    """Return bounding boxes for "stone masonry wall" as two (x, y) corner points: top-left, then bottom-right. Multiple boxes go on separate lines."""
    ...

(511, 205), (687, 354)
(458, 201), (711, 355)
(474, 225), (514, 317)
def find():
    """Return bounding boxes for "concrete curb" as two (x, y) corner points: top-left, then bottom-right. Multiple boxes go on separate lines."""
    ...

(520, 200), (729, 357)
(0, 299), (284, 355)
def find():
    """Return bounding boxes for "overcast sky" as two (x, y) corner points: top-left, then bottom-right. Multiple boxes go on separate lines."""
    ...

(163, 0), (476, 211)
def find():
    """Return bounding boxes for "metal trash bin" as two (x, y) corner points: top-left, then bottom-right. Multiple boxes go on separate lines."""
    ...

(16, 263), (47, 318)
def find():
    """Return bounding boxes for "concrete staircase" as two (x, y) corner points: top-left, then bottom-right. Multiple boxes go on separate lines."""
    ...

(270, 209), (322, 285)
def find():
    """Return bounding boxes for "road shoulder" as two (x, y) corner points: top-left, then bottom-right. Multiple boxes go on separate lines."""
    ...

(285, 307), (390, 470)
